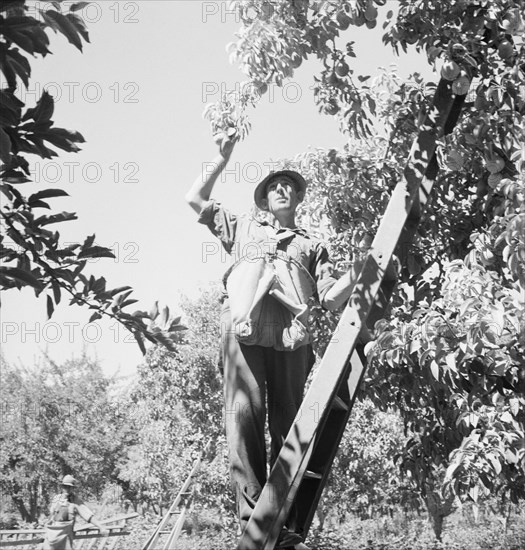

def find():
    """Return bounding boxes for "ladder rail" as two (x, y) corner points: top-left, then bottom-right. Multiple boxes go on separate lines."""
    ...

(237, 77), (468, 550)
(163, 505), (189, 550)
(0, 514), (138, 549)
(293, 344), (370, 537)
(142, 447), (208, 550)
(0, 530), (130, 549)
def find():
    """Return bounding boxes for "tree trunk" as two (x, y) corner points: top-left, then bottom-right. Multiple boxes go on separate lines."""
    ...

(29, 483), (39, 523)
(425, 491), (455, 541)
(12, 495), (31, 523)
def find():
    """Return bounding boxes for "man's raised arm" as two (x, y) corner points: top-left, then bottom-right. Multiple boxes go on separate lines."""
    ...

(185, 139), (235, 215)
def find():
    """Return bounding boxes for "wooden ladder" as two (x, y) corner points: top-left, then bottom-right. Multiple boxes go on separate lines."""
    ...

(0, 513), (138, 549)
(237, 76), (468, 550)
(142, 449), (207, 550)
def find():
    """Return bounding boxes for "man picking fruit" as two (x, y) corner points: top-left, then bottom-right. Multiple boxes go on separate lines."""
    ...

(185, 138), (353, 548)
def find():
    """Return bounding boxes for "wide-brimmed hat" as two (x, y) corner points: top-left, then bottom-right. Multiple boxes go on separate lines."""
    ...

(254, 170), (307, 210)
(61, 475), (78, 487)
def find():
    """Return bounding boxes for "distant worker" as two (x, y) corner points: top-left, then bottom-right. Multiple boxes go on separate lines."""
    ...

(42, 475), (108, 550)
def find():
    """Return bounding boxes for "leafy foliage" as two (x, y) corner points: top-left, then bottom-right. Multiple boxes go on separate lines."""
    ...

(216, 0), (525, 526)
(0, 0), (185, 354)
(119, 286), (235, 520)
(323, 399), (420, 520)
(0, 354), (130, 522)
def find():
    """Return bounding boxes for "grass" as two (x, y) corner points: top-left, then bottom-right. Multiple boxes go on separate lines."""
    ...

(4, 501), (523, 549)
(111, 503), (525, 549)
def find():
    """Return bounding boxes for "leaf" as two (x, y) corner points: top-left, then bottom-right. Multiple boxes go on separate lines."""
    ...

(509, 398), (520, 417)
(66, 13), (90, 43)
(487, 454), (502, 475)
(47, 294), (54, 319)
(0, 107), (20, 126)
(82, 234), (96, 249)
(110, 286), (133, 297)
(24, 135), (57, 158)
(169, 317), (186, 332)
(35, 211), (78, 226)
(6, 48), (31, 87)
(505, 449), (517, 464)
(0, 183), (13, 200)
(134, 331), (147, 355)
(44, 10), (83, 51)
(70, 2), (90, 11)
(2, 173), (31, 184)
(114, 289), (133, 305)
(0, 127), (12, 163)
(77, 246), (115, 259)
(131, 310), (149, 319)
(430, 360), (440, 381)
(42, 127), (85, 151)
(158, 306), (169, 327)
(120, 298), (139, 309)
(90, 276), (107, 294)
(23, 91), (54, 123)
(0, 266), (41, 288)
(445, 353), (456, 371)
(0, 89), (24, 112)
(28, 188), (69, 204)
(368, 97), (376, 115)
(4, 27), (34, 55)
(149, 301), (159, 320)
(409, 339), (421, 354)
(52, 281), (61, 305)
(30, 199), (51, 209)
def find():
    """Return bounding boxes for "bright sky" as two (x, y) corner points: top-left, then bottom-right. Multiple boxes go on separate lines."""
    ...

(2, 1), (434, 376)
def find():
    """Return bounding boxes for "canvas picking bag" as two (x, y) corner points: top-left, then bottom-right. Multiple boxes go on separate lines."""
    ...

(223, 250), (317, 351)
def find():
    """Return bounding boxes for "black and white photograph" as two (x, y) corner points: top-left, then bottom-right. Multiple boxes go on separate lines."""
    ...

(1, 1), (524, 549)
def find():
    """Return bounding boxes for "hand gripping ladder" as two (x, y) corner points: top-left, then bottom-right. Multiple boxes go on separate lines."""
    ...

(237, 76), (468, 550)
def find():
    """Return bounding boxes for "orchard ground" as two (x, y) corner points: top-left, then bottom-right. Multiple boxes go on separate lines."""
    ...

(3, 499), (524, 550)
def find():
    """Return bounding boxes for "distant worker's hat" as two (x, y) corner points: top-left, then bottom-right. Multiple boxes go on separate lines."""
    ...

(61, 475), (78, 487)
(254, 170), (307, 210)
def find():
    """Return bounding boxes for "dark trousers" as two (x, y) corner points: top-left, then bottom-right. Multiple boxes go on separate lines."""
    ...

(221, 304), (314, 531)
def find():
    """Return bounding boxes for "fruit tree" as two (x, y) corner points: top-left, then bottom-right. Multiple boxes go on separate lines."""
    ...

(0, 0), (185, 353)
(203, 0), (525, 534)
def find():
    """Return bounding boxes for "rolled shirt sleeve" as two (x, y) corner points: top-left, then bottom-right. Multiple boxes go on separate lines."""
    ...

(197, 199), (238, 255)
(73, 497), (94, 523)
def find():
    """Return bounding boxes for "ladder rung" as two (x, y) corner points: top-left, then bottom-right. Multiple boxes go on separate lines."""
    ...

(304, 470), (323, 480)
(332, 396), (349, 411)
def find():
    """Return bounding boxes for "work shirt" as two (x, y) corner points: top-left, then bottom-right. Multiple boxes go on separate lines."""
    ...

(198, 200), (337, 349)
(43, 494), (94, 550)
